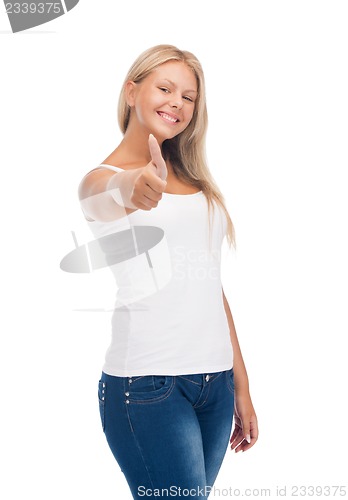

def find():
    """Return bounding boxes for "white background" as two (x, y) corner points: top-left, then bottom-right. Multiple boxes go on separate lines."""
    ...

(1, 1), (347, 498)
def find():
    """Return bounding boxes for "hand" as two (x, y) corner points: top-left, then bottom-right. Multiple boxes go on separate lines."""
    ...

(230, 389), (259, 453)
(131, 134), (168, 211)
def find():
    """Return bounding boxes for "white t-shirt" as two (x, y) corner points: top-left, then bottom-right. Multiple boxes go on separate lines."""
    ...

(85, 164), (234, 376)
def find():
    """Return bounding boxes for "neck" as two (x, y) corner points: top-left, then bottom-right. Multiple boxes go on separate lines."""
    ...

(122, 118), (165, 161)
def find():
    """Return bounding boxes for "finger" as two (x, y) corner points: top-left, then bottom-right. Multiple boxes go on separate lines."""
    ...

(233, 418), (251, 452)
(231, 437), (246, 453)
(230, 429), (243, 449)
(232, 419), (259, 453)
(234, 434), (258, 453)
(229, 425), (241, 443)
(232, 430), (252, 452)
(230, 420), (243, 443)
(148, 134), (167, 181)
(234, 440), (249, 453)
(229, 418), (242, 444)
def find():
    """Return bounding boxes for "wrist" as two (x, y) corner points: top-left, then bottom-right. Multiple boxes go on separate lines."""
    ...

(107, 169), (139, 209)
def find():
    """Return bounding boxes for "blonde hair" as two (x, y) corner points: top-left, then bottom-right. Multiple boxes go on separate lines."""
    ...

(118, 44), (236, 251)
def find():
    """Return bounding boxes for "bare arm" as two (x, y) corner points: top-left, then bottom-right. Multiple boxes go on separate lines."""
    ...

(222, 286), (250, 395)
(78, 134), (168, 223)
(222, 286), (259, 452)
(78, 167), (141, 222)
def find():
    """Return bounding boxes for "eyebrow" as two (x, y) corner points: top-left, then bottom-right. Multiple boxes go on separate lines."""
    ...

(160, 78), (198, 94)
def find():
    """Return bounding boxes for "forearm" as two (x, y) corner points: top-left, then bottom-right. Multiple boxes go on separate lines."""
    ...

(106, 168), (141, 210)
(222, 287), (250, 394)
(78, 168), (140, 222)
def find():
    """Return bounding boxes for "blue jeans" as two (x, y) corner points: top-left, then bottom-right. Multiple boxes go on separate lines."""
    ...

(98, 368), (235, 499)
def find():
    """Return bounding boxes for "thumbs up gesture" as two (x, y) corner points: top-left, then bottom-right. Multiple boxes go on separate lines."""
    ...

(148, 133), (168, 182)
(131, 134), (168, 211)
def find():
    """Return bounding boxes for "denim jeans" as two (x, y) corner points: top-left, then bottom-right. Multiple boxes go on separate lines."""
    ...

(98, 368), (235, 499)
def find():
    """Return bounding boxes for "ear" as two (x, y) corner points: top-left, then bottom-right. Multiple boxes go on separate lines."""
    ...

(125, 80), (137, 107)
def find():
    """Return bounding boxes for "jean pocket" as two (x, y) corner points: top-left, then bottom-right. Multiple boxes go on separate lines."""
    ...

(98, 379), (106, 431)
(127, 375), (175, 404)
(226, 368), (235, 395)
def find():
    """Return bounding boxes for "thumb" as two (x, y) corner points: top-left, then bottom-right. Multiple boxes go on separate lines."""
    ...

(148, 134), (168, 181)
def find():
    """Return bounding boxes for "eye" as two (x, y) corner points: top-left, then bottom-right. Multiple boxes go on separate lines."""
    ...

(159, 87), (170, 93)
(183, 96), (194, 102)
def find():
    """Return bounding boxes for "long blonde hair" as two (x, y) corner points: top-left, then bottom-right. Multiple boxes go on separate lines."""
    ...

(118, 44), (236, 251)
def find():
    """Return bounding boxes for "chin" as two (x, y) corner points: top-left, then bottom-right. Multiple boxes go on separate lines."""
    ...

(149, 129), (179, 143)
(151, 128), (184, 141)
(150, 118), (186, 141)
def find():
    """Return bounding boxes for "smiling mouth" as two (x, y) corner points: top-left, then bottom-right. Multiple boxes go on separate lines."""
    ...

(157, 111), (180, 124)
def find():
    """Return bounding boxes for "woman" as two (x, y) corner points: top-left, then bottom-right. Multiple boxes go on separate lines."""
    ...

(78, 44), (258, 499)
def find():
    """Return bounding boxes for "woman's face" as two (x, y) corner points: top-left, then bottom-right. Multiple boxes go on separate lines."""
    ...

(126, 61), (198, 141)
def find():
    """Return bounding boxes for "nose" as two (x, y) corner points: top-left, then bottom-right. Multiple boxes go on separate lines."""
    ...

(169, 93), (183, 109)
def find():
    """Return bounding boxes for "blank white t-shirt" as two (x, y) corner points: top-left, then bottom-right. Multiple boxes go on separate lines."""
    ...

(85, 164), (234, 376)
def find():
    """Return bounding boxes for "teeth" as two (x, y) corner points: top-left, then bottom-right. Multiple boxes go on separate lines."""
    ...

(159, 112), (177, 123)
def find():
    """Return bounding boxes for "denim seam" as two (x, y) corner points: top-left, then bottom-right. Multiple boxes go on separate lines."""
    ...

(177, 371), (223, 386)
(124, 379), (156, 491)
(98, 380), (106, 431)
(130, 375), (146, 382)
(210, 372), (223, 384)
(226, 371), (235, 395)
(177, 375), (201, 386)
(193, 382), (211, 409)
(127, 377), (176, 405)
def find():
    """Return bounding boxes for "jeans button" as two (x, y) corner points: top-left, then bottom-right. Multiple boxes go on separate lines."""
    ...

(129, 379), (133, 383)
(125, 392), (129, 396)
(125, 399), (130, 404)
(205, 374), (210, 382)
